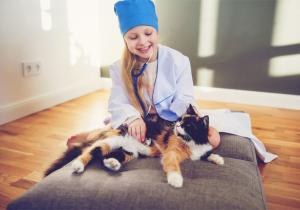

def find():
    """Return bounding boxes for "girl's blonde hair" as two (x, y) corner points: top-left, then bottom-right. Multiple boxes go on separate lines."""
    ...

(121, 45), (147, 115)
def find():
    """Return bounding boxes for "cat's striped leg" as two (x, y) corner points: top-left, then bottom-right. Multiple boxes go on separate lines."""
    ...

(103, 139), (160, 171)
(71, 140), (112, 173)
(161, 150), (188, 188)
(161, 138), (190, 188)
(103, 148), (136, 171)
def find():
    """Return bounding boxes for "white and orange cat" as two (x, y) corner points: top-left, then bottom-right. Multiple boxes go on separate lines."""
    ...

(45, 105), (224, 188)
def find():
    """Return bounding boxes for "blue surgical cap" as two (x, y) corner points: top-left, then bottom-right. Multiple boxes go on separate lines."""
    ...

(114, 0), (159, 36)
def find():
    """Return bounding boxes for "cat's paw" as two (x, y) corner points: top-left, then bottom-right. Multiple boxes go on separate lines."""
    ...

(103, 158), (121, 171)
(167, 171), (183, 188)
(208, 154), (224, 165)
(72, 159), (85, 173)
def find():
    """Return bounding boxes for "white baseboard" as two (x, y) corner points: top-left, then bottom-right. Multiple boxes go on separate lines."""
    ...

(0, 81), (102, 125)
(194, 86), (300, 110)
(98, 79), (300, 110)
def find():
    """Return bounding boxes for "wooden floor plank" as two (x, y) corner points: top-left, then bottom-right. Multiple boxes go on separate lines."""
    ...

(0, 89), (299, 210)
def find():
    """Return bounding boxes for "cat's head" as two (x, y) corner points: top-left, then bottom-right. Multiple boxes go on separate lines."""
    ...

(174, 104), (209, 145)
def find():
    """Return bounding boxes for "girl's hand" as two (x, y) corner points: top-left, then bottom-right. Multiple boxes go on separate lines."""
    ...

(208, 127), (221, 148)
(128, 118), (146, 143)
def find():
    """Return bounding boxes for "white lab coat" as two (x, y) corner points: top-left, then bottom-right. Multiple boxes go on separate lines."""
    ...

(108, 45), (194, 128)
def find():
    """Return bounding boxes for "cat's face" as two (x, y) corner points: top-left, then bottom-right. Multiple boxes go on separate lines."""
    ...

(175, 105), (209, 145)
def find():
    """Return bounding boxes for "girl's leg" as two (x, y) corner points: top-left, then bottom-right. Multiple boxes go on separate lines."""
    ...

(67, 132), (90, 148)
(67, 125), (111, 149)
(208, 126), (221, 149)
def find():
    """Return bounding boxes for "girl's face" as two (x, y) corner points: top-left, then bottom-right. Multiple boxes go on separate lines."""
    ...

(124, 26), (158, 63)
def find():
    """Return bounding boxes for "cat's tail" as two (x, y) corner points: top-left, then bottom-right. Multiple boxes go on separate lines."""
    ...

(44, 146), (82, 177)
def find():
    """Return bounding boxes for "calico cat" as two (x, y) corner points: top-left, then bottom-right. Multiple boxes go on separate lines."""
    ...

(45, 105), (224, 188)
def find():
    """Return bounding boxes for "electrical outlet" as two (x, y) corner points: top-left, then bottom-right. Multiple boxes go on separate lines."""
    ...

(22, 62), (42, 77)
(100, 66), (110, 78)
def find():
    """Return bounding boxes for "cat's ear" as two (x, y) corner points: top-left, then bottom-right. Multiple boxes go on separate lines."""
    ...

(202, 115), (209, 129)
(186, 104), (198, 115)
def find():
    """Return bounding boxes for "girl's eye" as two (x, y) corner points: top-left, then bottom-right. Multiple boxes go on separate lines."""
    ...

(145, 32), (152, 36)
(129, 36), (137, 40)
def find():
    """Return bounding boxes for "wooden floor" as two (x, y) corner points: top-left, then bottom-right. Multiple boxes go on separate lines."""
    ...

(0, 89), (299, 210)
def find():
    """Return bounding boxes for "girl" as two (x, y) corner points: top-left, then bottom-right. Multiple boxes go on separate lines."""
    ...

(67, 0), (220, 149)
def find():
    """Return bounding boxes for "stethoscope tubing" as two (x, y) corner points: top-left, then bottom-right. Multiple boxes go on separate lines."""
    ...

(131, 62), (148, 116)
(131, 50), (158, 118)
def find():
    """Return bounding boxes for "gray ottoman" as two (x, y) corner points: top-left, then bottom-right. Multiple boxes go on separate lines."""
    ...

(7, 133), (267, 210)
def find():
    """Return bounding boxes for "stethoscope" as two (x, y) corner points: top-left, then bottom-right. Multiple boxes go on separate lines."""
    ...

(130, 50), (158, 118)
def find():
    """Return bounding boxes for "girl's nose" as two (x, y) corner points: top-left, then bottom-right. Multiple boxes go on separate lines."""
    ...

(138, 35), (147, 45)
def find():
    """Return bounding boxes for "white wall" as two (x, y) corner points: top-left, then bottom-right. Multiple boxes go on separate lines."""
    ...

(1, 0), (299, 125)
(0, 0), (124, 125)
(99, 1), (124, 66)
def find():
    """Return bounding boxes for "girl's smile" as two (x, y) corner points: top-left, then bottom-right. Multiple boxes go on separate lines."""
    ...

(137, 45), (152, 54)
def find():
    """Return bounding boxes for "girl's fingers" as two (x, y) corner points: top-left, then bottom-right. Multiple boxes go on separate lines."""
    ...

(130, 125), (140, 141)
(137, 126), (142, 142)
(129, 125), (134, 137)
(128, 118), (146, 142)
(140, 124), (146, 142)
(133, 126), (138, 140)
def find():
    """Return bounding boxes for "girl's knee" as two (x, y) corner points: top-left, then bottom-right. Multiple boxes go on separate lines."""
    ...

(208, 127), (221, 148)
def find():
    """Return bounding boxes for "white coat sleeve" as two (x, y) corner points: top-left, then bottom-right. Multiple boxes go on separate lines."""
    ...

(169, 56), (195, 117)
(108, 63), (141, 128)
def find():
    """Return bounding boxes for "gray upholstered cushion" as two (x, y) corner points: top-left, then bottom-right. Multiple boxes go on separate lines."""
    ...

(214, 133), (257, 163)
(7, 134), (267, 210)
